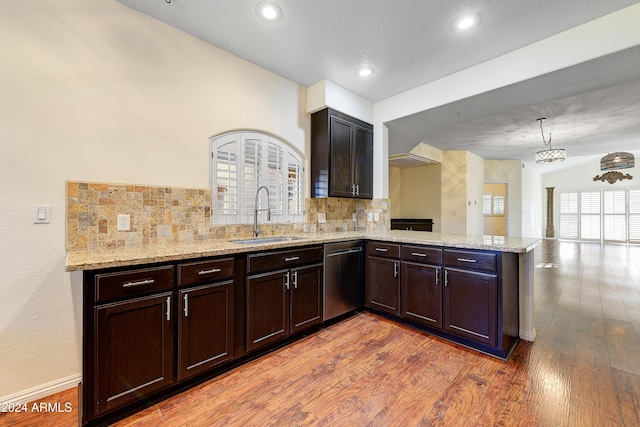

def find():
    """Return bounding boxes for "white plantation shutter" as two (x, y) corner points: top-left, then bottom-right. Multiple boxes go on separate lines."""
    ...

(559, 192), (579, 238)
(580, 191), (600, 240)
(267, 141), (284, 216)
(629, 189), (640, 242)
(603, 189), (626, 242)
(211, 132), (304, 225)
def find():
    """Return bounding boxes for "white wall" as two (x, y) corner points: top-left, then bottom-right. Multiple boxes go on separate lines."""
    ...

(522, 164), (543, 239)
(466, 152), (485, 235)
(440, 151), (468, 234)
(485, 160), (523, 237)
(0, 0), (308, 400)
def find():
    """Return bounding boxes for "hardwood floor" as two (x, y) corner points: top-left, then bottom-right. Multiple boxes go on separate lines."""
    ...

(3, 239), (640, 426)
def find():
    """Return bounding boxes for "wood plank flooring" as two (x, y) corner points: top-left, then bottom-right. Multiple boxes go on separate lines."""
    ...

(3, 239), (640, 426)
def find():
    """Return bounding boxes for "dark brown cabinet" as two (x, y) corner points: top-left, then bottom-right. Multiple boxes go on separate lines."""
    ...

(311, 108), (373, 199)
(91, 266), (175, 417)
(401, 245), (443, 329)
(177, 257), (234, 380)
(364, 242), (401, 315)
(443, 267), (497, 346)
(246, 247), (323, 352)
(364, 243), (519, 359)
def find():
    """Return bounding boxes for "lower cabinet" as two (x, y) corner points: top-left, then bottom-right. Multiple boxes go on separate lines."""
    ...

(443, 268), (497, 347)
(401, 261), (442, 329)
(246, 248), (323, 352)
(246, 265), (323, 352)
(366, 244), (519, 359)
(364, 242), (401, 315)
(93, 290), (175, 416)
(177, 281), (234, 380)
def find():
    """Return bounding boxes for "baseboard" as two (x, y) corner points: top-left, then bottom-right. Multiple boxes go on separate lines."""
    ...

(0, 374), (81, 409)
(519, 327), (537, 342)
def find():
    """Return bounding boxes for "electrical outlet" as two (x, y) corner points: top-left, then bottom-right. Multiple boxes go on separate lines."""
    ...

(367, 212), (373, 222)
(352, 213), (357, 222)
(317, 212), (327, 224)
(373, 212), (380, 222)
(117, 214), (131, 231)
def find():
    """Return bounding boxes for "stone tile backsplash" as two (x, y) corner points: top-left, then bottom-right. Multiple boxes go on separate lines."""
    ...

(66, 180), (389, 250)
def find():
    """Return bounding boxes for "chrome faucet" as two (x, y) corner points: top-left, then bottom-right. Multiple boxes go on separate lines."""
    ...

(253, 185), (271, 237)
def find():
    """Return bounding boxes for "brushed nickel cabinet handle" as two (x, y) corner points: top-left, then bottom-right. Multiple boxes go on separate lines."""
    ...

(293, 271), (298, 289)
(394, 262), (398, 278)
(375, 248), (388, 252)
(435, 269), (439, 286)
(444, 270), (448, 287)
(457, 258), (477, 263)
(122, 279), (155, 288)
(411, 252), (427, 257)
(198, 268), (221, 275)
(166, 296), (171, 321)
(183, 294), (189, 317)
(285, 256), (300, 262)
(284, 271), (290, 290)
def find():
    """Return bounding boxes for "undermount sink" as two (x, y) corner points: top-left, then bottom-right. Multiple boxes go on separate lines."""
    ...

(231, 236), (305, 245)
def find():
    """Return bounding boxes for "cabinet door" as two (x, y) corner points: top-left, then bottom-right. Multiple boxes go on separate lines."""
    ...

(95, 292), (174, 415)
(401, 262), (442, 329)
(365, 256), (400, 315)
(329, 116), (355, 198)
(444, 268), (498, 346)
(178, 281), (234, 380)
(352, 125), (373, 199)
(290, 264), (322, 334)
(246, 271), (289, 352)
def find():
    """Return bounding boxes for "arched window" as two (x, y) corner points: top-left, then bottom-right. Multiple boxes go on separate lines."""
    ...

(210, 131), (304, 225)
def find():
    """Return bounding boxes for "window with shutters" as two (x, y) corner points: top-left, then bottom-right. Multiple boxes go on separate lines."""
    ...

(559, 192), (579, 239)
(558, 188), (640, 244)
(210, 131), (304, 225)
(483, 194), (505, 215)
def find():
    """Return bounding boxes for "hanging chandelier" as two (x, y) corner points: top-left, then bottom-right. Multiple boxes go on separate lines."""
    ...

(534, 118), (566, 164)
(600, 152), (634, 171)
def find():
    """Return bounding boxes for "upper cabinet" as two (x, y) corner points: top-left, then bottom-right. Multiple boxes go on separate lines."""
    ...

(311, 108), (373, 199)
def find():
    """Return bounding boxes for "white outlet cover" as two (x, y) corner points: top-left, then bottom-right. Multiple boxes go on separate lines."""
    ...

(373, 212), (380, 222)
(317, 212), (327, 224)
(117, 214), (131, 231)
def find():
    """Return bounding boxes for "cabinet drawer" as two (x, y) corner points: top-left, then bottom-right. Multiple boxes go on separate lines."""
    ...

(444, 250), (497, 272)
(366, 241), (401, 259)
(401, 245), (442, 264)
(178, 257), (234, 287)
(247, 246), (323, 275)
(95, 265), (174, 303)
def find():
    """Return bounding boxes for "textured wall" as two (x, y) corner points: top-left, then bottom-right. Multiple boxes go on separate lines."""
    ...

(0, 0), (307, 400)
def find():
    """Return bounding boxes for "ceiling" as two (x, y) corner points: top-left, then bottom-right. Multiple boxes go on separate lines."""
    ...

(118, 0), (640, 172)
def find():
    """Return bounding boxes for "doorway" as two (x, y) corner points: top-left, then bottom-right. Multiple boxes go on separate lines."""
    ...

(483, 183), (507, 236)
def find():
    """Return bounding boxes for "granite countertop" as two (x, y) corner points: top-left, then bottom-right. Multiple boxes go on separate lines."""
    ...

(65, 230), (542, 271)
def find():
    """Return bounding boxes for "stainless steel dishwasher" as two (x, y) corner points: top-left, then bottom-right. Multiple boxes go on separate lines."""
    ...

(323, 241), (362, 321)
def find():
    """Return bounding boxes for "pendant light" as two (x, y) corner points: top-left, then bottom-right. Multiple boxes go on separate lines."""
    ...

(534, 118), (566, 164)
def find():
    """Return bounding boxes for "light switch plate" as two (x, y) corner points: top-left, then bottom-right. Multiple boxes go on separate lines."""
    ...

(317, 212), (327, 224)
(117, 214), (131, 231)
(33, 205), (50, 224)
(373, 212), (380, 222)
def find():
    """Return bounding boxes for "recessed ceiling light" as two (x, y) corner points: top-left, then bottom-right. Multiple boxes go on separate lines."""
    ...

(356, 66), (375, 78)
(256, 2), (283, 22)
(452, 13), (479, 32)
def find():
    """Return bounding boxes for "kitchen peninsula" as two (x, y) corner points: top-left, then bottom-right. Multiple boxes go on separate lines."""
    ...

(68, 230), (540, 426)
